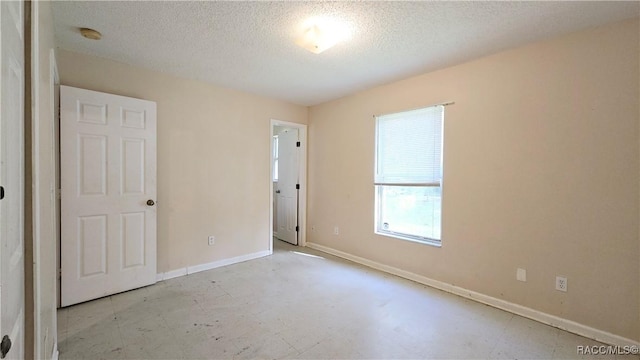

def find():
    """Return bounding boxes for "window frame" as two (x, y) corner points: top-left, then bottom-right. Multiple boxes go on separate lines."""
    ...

(373, 105), (444, 247)
(374, 184), (442, 246)
(272, 135), (279, 182)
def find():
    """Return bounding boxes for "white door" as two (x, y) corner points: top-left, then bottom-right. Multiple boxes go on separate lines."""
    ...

(276, 129), (299, 245)
(0, 1), (25, 359)
(61, 86), (157, 307)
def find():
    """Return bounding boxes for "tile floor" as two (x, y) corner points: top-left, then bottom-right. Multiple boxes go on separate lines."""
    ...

(58, 240), (628, 360)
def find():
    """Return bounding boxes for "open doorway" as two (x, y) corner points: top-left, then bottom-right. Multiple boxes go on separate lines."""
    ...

(270, 120), (307, 252)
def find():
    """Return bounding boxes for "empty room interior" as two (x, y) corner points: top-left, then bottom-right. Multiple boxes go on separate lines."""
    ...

(2, 1), (640, 359)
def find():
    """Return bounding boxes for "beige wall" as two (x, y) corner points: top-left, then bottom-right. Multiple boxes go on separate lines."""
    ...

(308, 19), (639, 341)
(57, 50), (307, 274)
(32, 1), (58, 358)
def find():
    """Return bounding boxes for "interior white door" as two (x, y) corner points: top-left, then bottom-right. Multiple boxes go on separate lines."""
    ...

(61, 86), (157, 307)
(276, 128), (299, 245)
(0, 1), (25, 358)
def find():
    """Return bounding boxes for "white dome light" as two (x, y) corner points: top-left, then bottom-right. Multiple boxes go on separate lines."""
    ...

(296, 17), (351, 54)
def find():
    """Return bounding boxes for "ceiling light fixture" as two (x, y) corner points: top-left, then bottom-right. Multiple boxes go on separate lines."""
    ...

(80, 27), (102, 40)
(296, 17), (351, 54)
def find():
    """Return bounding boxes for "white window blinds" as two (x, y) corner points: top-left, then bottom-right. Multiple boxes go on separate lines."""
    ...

(375, 105), (443, 185)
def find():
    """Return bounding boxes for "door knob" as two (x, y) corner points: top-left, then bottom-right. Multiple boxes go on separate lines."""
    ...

(146, 199), (155, 206)
(1, 335), (12, 359)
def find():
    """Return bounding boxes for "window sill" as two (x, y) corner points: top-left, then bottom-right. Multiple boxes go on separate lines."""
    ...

(375, 230), (442, 248)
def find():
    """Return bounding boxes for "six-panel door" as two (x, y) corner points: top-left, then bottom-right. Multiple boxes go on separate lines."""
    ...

(276, 128), (299, 245)
(60, 86), (157, 307)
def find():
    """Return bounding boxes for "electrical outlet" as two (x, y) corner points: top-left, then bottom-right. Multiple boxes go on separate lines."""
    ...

(516, 268), (526, 282)
(556, 276), (567, 292)
(333, 226), (339, 235)
(208, 236), (215, 246)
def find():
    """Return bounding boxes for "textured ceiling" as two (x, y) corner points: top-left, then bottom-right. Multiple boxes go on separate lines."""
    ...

(52, 1), (639, 106)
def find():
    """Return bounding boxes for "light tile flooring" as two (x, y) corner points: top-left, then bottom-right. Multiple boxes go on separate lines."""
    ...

(58, 240), (627, 360)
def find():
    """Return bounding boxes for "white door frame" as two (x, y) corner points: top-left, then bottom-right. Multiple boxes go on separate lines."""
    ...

(48, 49), (59, 352)
(51, 49), (60, 311)
(31, 3), (42, 357)
(30, 11), (60, 357)
(269, 119), (307, 252)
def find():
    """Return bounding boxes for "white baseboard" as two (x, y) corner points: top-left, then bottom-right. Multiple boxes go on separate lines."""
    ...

(187, 250), (271, 274)
(306, 242), (639, 348)
(156, 268), (187, 282)
(156, 250), (272, 282)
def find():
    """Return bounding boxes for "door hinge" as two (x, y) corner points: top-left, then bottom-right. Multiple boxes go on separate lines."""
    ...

(296, 141), (300, 147)
(295, 226), (299, 232)
(295, 184), (300, 190)
(56, 189), (61, 200)
(58, 269), (61, 280)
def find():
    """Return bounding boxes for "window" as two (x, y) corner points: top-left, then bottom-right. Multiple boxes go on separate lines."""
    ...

(374, 105), (444, 245)
(273, 135), (279, 181)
